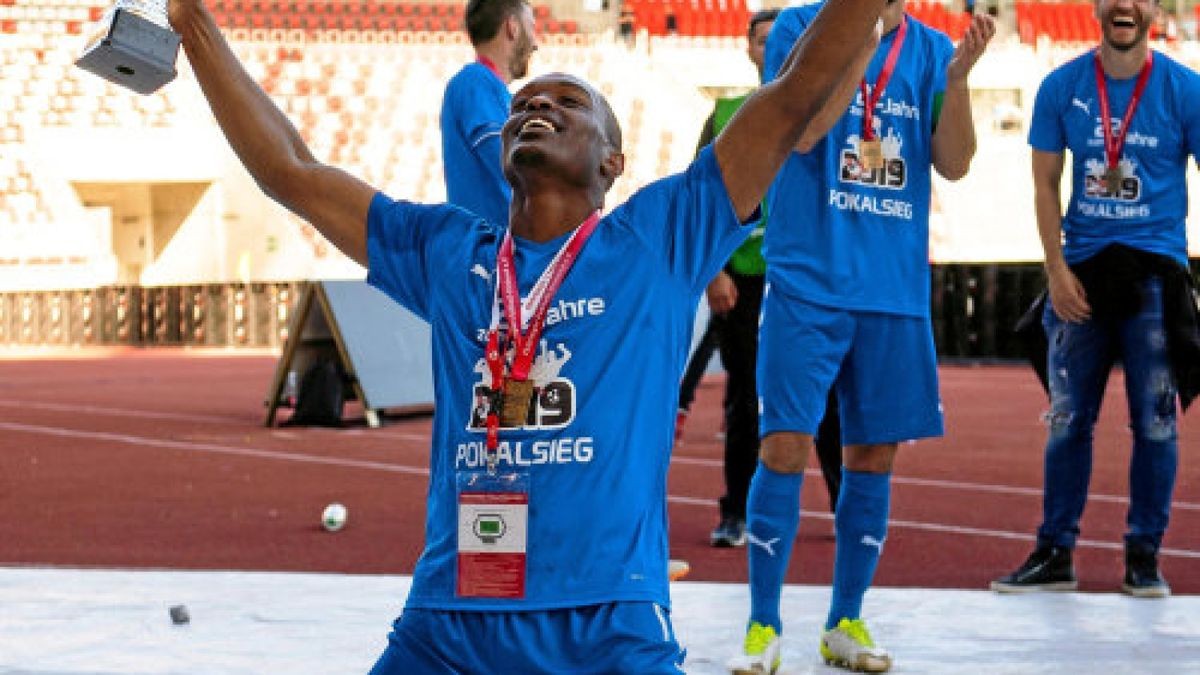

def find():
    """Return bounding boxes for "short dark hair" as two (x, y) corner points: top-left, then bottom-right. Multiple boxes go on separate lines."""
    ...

(465, 0), (528, 46)
(748, 8), (780, 40)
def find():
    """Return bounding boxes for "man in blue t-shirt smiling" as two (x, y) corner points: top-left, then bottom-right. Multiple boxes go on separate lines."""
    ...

(164, 0), (890, 670)
(991, 0), (1200, 601)
(730, 2), (994, 673)
(440, 0), (538, 228)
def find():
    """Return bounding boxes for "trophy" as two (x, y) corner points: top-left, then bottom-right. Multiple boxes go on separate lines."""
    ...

(76, 0), (181, 95)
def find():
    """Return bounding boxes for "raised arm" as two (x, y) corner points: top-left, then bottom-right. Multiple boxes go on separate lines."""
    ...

(931, 13), (994, 180)
(714, 0), (886, 221)
(168, 0), (374, 266)
(767, 20), (879, 155)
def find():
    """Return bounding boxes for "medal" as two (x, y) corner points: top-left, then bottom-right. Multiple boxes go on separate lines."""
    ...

(1103, 166), (1123, 196)
(857, 17), (907, 172)
(858, 138), (884, 170)
(499, 377), (535, 427)
(481, 212), (601, 471)
(1093, 49), (1153, 200)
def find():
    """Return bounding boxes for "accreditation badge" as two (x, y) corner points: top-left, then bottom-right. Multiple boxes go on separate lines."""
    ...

(456, 470), (530, 599)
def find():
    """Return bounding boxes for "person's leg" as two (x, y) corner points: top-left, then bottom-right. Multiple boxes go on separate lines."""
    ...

(993, 298), (1115, 592)
(819, 312), (942, 673)
(825, 444), (895, 631)
(1037, 302), (1115, 549)
(814, 389), (843, 512)
(1118, 277), (1176, 597)
(511, 603), (686, 674)
(678, 313), (721, 413)
(368, 610), (462, 675)
(713, 273), (765, 545)
(731, 289), (849, 673)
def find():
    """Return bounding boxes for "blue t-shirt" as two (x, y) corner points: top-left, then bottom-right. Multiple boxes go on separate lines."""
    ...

(762, 5), (953, 317)
(1028, 50), (1200, 267)
(440, 62), (512, 228)
(366, 147), (753, 611)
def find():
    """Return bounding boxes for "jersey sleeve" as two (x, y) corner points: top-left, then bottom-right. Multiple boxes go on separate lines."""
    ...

(450, 73), (513, 201)
(763, 7), (811, 84)
(1179, 67), (1200, 166)
(614, 146), (757, 294)
(366, 193), (471, 321)
(1028, 70), (1067, 153)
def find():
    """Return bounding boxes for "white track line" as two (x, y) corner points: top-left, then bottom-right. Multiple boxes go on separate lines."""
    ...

(666, 494), (1200, 561)
(670, 455), (1200, 512)
(0, 421), (429, 477)
(3, 419), (1197, 561)
(0, 399), (242, 425)
(9, 400), (1193, 513)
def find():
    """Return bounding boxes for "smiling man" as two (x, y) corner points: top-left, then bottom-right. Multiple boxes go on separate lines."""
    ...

(991, 0), (1200, 599)
(164, 0), (887, 669)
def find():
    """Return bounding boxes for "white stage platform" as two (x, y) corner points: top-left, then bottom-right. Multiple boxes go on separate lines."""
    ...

(2, 567), (1197, 674)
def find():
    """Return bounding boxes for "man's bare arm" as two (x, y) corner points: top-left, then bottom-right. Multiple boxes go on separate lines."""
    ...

(714, 0), (887, 221)
(169, 0), (373, 266)
(1032, 149), (1090, 322)
(786, 32), (879, 154)
(931, 14), (994, 180)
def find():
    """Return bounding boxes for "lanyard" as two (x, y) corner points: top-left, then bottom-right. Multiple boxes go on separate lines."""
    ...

(477, 55), (503, 80)
(859, 16), (908, 141)
(1093, 49), (1154, 170)
(484, 212), (601, 451)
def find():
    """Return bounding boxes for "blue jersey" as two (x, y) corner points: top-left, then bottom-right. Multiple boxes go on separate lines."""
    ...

(366, 147), (753, 611)
(440, 62), (512, 228)
(1028, 50), (1200, 268)
(762, 5), (953, 317)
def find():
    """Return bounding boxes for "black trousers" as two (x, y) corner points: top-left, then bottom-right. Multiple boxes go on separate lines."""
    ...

(678, 314), (721, 412)
(716, 272), (764, 520)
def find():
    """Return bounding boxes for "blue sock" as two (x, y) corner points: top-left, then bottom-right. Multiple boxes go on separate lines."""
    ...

(826, 469), (891, 630)
(746, 461), (803, 634)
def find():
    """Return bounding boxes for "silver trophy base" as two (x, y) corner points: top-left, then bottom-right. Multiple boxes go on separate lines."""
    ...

(76, 8), (181, 95)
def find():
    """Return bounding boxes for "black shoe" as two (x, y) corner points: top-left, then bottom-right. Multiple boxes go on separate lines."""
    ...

(1122, 544), (1170, 598)
(990, 545), (1078, 593)
(709, 516), (747, 547)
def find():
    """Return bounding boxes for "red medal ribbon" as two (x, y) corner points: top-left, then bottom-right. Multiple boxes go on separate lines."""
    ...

(484, 212), (601, 451)
(859, 16), (908, 141)
(477, 55), (503, 81)
(1093, 49), (1154, 172)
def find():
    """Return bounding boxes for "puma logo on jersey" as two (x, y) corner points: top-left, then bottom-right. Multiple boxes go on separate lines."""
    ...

(1071, 98), (1091, 116)
(470, 264), (491, 282)
(860, 534), (886, 552)
(746, 532), (781, 557)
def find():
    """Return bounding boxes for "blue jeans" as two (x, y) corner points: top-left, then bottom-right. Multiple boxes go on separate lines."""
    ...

(1039, 278), (1178, 552)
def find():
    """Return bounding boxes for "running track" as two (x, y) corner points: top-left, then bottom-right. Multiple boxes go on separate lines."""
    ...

(0, 349), (1195, 594)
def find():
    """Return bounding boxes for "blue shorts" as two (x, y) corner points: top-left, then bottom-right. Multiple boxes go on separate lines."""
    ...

(758, 286), (943, 445)
(368, 602), (686, 674)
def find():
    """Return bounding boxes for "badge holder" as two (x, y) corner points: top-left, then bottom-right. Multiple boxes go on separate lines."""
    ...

(456, 470), (530, 599)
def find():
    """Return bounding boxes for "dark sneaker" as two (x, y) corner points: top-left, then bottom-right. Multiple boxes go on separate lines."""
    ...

(1122, 545), (1170, 598)
(710, 516), (747, 547)
(990, 545), (1078, 593)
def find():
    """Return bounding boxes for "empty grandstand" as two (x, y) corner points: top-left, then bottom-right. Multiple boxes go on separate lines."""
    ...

(2, 0), (1200, 351)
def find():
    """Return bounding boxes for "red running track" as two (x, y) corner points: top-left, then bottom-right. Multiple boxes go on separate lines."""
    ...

(0, 349), (1196, 594)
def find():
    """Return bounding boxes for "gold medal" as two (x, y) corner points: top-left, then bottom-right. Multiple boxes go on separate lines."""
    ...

(859, 138), (884, 171)
(1103, 166), (1123, 196)
(500, 378), (535, 427)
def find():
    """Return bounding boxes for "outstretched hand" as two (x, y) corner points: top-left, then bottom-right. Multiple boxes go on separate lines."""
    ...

(946, 13), (995, 84)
